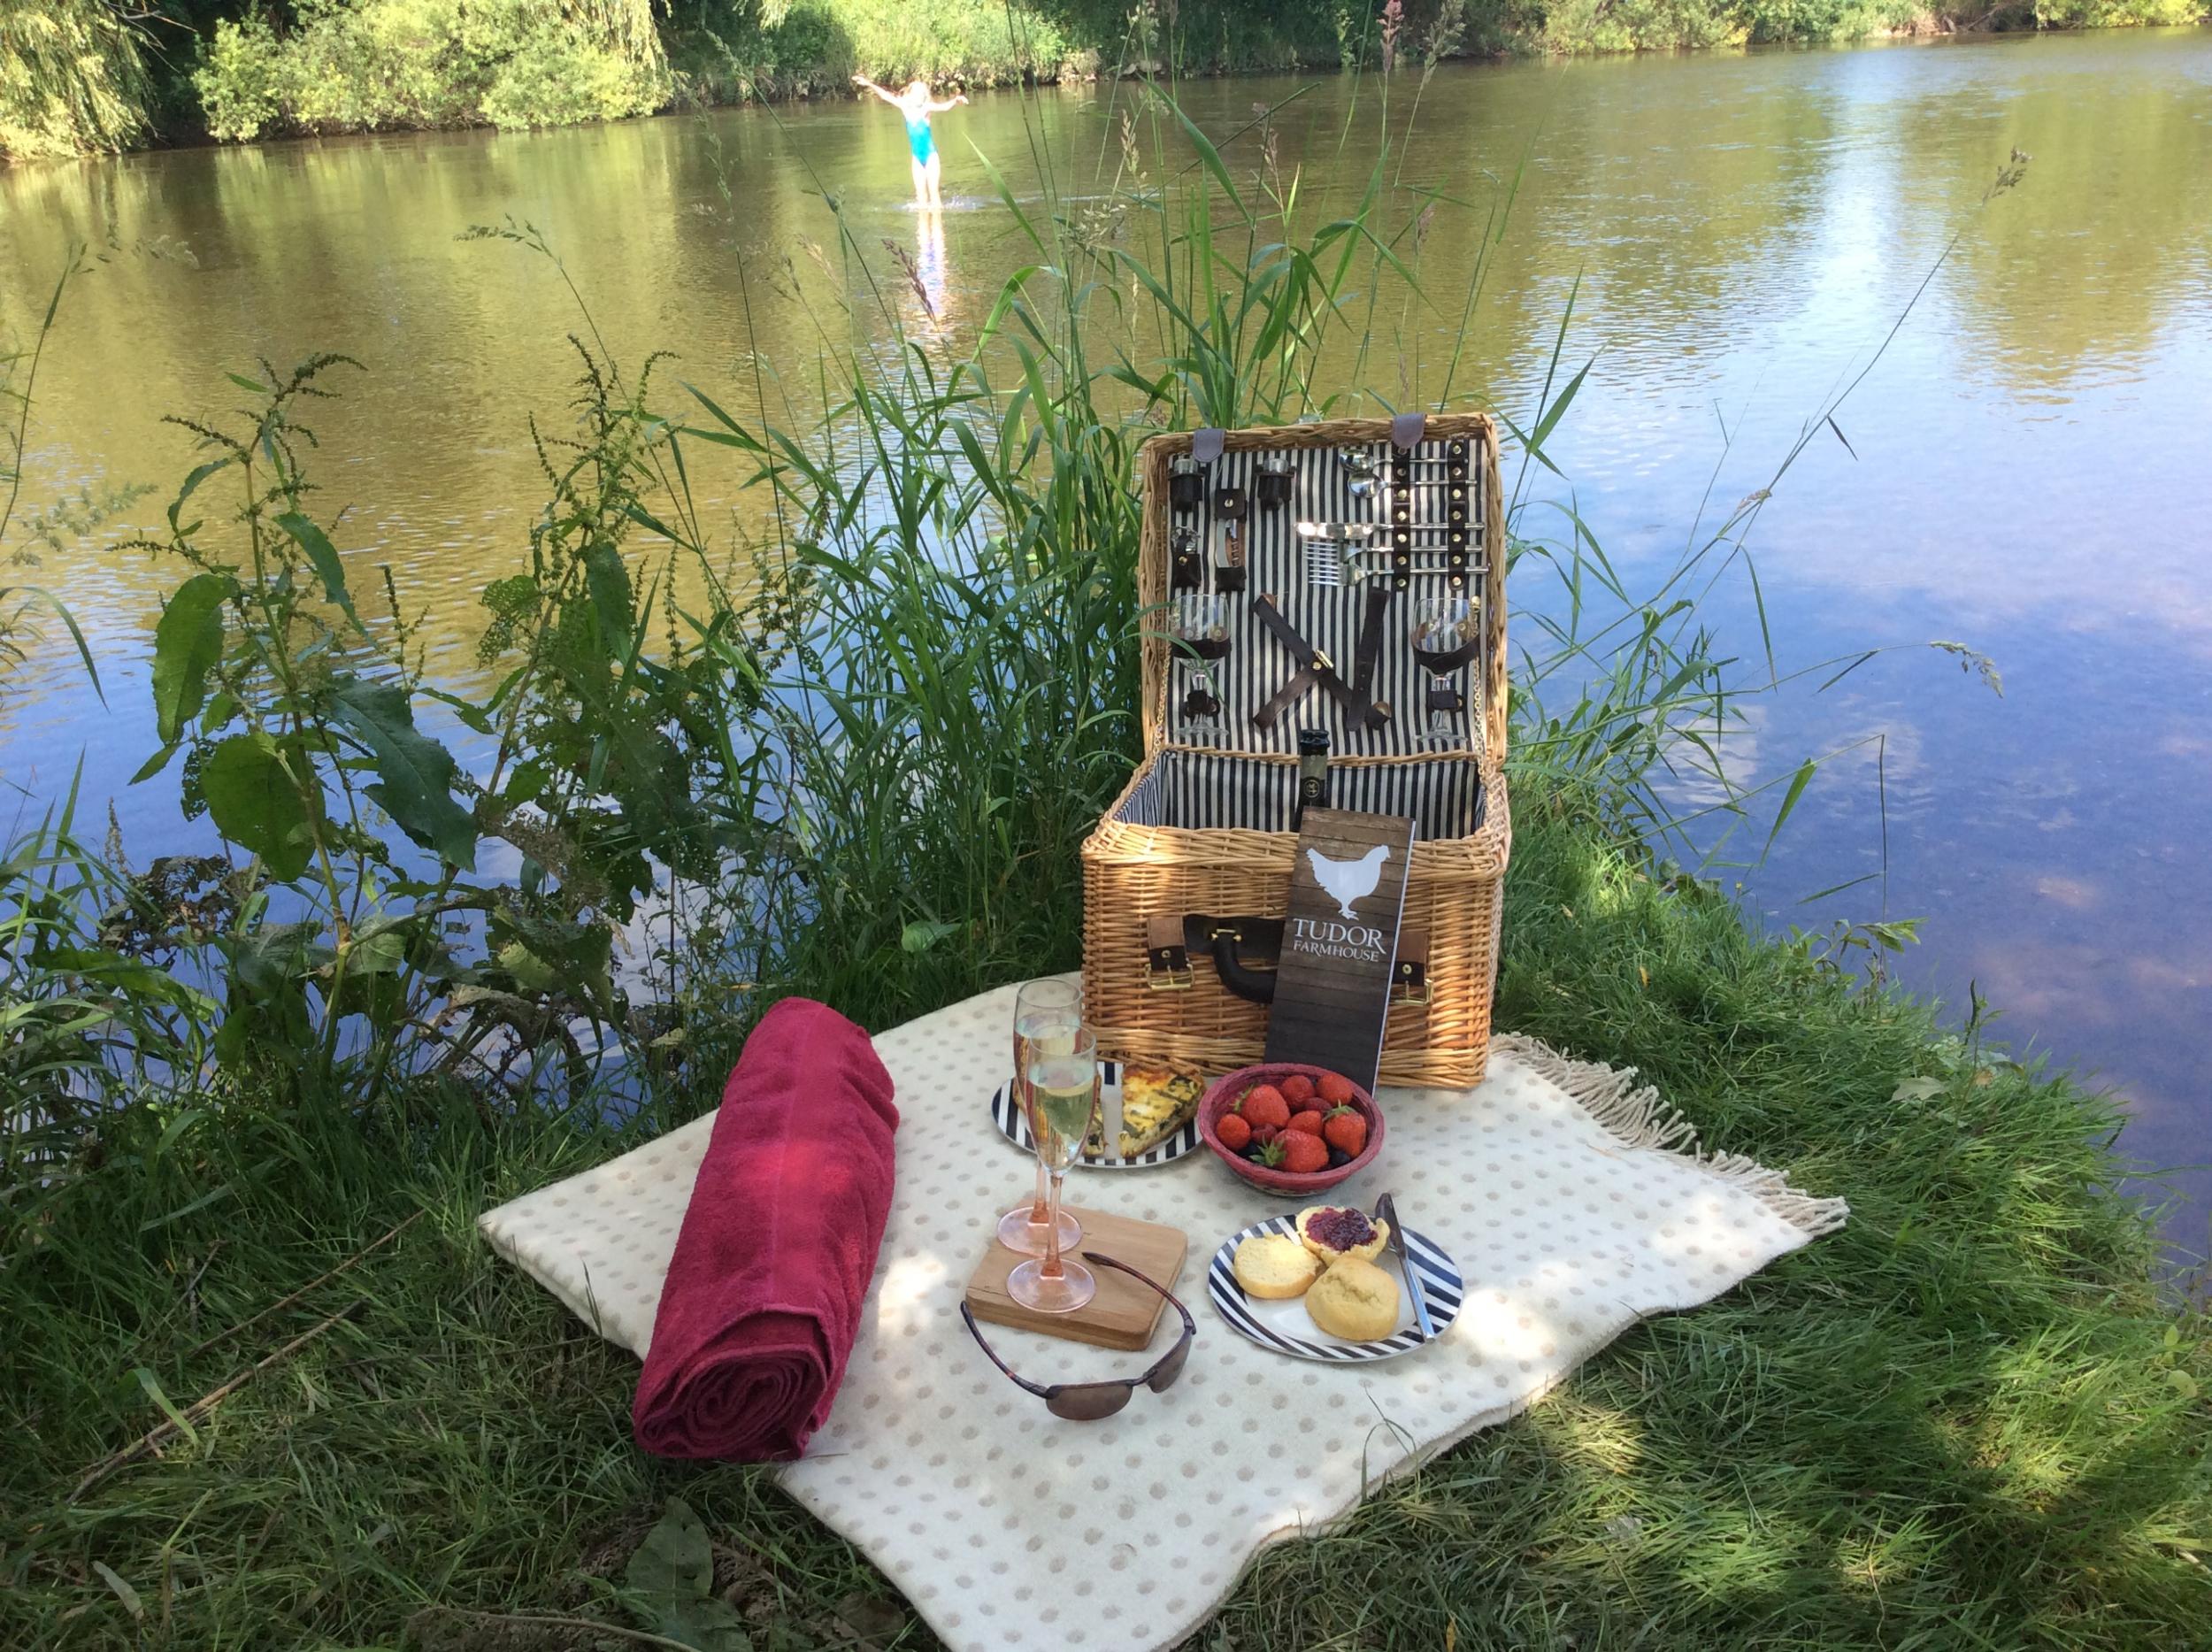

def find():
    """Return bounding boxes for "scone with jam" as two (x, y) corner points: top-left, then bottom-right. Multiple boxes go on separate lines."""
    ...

(1295, 1204), (1390, 1265)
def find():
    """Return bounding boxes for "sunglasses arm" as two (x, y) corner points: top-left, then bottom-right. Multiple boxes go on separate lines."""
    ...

(959, 1303), (1054, 1398)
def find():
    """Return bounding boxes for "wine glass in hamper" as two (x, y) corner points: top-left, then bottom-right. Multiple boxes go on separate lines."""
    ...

(1008, 1023), (1101, 1314)
(997, 980), (1083, 1256)
(1409, 594), (1478, 749)
(1171, 595), (1231, 743)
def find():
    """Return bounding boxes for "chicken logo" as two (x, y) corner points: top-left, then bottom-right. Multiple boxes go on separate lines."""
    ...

(1305, 843), (1390, 920)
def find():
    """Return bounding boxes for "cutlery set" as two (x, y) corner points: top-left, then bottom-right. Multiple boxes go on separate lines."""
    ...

(1164, 433), (1487, 749)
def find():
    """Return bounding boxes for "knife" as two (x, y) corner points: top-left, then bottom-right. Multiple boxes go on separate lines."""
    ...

(1376, 1193), (1435, 1341)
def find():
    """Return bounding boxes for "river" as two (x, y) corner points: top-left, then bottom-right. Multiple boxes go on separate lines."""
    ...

(3, 29), (2208, 1246)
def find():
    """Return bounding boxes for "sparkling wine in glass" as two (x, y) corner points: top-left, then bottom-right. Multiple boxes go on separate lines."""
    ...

(997, 980), (1082, 1256)
(1007, 1026), (1100, 1315)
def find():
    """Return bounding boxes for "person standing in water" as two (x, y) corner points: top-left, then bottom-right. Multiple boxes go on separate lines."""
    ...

(852, 75), (968, 210)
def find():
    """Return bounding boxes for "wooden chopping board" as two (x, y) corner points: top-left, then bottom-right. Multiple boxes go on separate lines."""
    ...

(964, 1205), (1187, 1351)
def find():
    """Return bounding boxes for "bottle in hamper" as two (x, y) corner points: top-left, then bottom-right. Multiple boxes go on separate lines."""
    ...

(1291, 726), (1331, 830)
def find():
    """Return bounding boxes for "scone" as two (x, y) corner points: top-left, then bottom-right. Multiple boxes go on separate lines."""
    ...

(1295, 1204), (1390, 1265)
(1304, 1256), (1401, 1341)
(1233, 1233), (1321, 1300)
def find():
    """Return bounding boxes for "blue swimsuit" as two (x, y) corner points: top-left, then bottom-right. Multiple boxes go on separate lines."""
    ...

(904, 111), (937, 166)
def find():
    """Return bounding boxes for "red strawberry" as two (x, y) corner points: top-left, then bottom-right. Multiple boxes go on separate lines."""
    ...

(1217, 1112), (1252, 1151)
(1285, 1110), (1325, 1137)
(1279, 1131), (1330, 1174)
(1250, 1122), (1282, 1146)
(1280, 1074), (1317, 1106)
(1240, 1084), (1290, 1129)
(1322, 1103), (1368, 1156)
(1316, 1072), (1356, 1106)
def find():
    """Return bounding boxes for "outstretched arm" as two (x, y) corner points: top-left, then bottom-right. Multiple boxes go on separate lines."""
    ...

(851, 75), (902, 106)
(926, 93), (969, 112)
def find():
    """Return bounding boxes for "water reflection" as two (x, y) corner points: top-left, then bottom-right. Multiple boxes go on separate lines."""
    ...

(3, 29), (2210, 1240)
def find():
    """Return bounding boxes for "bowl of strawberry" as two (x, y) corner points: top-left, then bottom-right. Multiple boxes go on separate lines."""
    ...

(1198, 1064), (1382, 1195)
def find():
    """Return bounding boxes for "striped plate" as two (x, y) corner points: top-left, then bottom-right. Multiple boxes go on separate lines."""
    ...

(987, 1063), (1202, 1172)
(1206, 1213), (1463, 1362)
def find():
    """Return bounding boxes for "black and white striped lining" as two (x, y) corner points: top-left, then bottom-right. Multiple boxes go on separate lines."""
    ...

(1128, 749), (1486, 840)
(1159, 432), (1489, 763)
(986, 1061), (1202, 1171)
(1206, 1212), (1464, 1362)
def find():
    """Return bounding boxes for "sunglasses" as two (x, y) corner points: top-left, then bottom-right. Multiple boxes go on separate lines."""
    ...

(962, 1252), (1196, 1420)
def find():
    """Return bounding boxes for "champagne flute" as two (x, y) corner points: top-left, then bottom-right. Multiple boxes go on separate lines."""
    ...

(1007, 1023), (1100, 1314)
(997, 980), (1083, 1256)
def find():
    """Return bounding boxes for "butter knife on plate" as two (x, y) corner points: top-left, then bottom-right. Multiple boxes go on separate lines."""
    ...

(1376, 1192), (1436, 1341)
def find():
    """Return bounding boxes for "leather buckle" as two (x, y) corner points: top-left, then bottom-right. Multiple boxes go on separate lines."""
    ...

(1392, 928), (1432, 1006)
(1145, 915), (1192, 991)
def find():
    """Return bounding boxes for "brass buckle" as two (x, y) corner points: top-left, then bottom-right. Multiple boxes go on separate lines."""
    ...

(1392, 957), (1432, 1006)
(1145, 944), (1193, 992)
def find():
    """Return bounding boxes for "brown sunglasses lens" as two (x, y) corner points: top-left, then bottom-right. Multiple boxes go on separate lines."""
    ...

(1148, 1333), (1193, 1392)
(1047, 1382), (1134, 1422)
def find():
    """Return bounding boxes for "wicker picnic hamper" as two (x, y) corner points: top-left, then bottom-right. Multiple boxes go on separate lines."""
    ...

(1080, 412), (1511, 1089)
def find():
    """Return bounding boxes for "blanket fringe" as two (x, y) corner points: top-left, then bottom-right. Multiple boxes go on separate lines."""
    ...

(1491, 1034), (1849, 1239)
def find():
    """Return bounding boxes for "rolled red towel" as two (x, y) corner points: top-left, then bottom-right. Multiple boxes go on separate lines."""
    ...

(632, 997), (899, 1461)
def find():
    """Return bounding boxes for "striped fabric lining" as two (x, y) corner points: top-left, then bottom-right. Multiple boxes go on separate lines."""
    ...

(1116, 749), (1485, 840)
(1159, 432), (1489, 761)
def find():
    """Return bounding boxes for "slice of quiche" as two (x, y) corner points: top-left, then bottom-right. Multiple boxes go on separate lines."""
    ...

(1115, 1066), (1205, 1157)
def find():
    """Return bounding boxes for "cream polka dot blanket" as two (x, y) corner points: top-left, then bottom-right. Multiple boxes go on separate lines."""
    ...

(479, 982), (1846, 1652)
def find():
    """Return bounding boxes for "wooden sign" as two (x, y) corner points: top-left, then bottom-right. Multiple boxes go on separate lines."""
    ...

(1263, 808), (1416, 1094)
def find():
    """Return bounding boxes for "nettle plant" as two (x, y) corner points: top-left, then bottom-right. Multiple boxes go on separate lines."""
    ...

(128, 352), (764, 1109)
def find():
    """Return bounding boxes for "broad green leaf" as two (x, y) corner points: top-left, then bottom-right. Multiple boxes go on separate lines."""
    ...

(2169, 1369), (2199, 1402)
(1892, 1077), (1945, 1103)
(167, 456), (231, 537)
(626, 1497), (712, 1602)
(329, 677), (478, 871)
(901, 919), (958, 954)
(130, 740), (183, 785)
(584, 543), (634, 652)
(626, 1499), (751, 1651)
(152, 573), (228, 745)
(275, 511), (358, 623)
(200, 733), (319, 880)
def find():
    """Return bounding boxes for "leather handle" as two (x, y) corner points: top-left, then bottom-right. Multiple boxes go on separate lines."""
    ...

(1207, 929), (1279, 1004)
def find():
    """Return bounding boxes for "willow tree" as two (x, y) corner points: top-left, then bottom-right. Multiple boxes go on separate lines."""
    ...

(0, 0), (153, 160)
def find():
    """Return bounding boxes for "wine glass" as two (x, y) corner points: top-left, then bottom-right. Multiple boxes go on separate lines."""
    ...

(1171, 594), (1230, 743)
(1007, 1023), (1101, 1314)
(1410, 595), (1477, 749)
(997, 980), (1083, 1256)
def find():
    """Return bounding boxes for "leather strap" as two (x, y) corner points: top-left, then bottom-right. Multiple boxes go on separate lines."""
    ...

(1248, 595), (1393, 732)
(1348, 585), (1394, 728)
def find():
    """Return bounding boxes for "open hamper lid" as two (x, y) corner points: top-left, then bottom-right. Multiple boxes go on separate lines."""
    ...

(1134, 412), (1509, 779)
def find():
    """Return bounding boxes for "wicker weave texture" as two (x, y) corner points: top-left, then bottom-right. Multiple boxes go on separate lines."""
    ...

(1086, 412), (1511, 1087)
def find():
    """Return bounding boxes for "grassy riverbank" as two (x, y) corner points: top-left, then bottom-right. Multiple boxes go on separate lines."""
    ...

(5, 0), (2208, 158)
(4, 803), (2208, 1648)
(3, 80), (2207, 1649)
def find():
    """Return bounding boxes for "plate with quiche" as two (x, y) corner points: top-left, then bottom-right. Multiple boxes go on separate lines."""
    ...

(987, 1062), (1205, 1171)
(1206, 1204), (1463, 1362)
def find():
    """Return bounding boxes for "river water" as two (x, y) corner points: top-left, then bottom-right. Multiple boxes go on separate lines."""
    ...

(4, 31), (2208, 1243)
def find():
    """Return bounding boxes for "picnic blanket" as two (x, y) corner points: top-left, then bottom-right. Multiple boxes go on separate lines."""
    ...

(480, 981), (1846, 1652)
